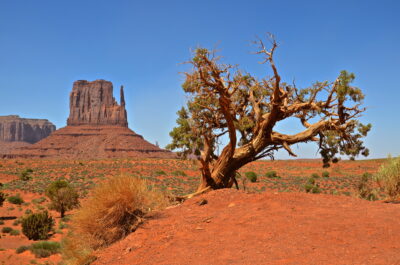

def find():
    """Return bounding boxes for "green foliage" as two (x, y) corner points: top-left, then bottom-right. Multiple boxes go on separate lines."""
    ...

(45, 180), (79, 217)
(10, 229), (20, 236)
(245, 171), (257, 183)
(305, 177), (320, 193)
(30, 241), (61, 258)
(154, 170), (166, 176)
(7, 194), (24, 205)
(19, 168), (33, 181)
(374, 156), (400, 199)
(21, 211), (54, 240)
(357, 172), (378, 201)
(322, 171), (330, 178)
(265, 170), (279, 178)
(16, 245), (30, 254)
(171, 170), (187, 176)
(2, 227), (13, 233)
(311, 173), (320, 179)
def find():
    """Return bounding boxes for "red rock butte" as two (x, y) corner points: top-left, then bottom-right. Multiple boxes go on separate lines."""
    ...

(4, 80), (174, 159)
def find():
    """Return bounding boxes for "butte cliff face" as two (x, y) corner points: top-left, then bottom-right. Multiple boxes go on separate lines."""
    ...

(6, 80), (174, 159)
(67, 80), (128, 127)
(0, 115), (55, 144)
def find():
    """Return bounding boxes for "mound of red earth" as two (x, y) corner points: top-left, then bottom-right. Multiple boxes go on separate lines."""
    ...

(7, 125), (172, 159)
(5, 80), (174, 159)
(94, 189), (400, 265)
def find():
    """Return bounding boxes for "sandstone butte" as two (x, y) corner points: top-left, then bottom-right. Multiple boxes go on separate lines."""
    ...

(0, 115), (56, 154)
(4, 80), (174, 159)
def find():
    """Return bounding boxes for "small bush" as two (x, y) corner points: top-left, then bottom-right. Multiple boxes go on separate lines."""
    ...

(30, 241), (60, 258)
(322, 171), (330, 178)
(154, 170), (166, 176)
(10, 229), (20, 236)
(7, 194), (24, 205)
(21, 211), (54, 240)
(171, 170), (186, 176)
(245, 172), (257, 182)
(374, 156), (400, 199)
(62, 175), (168, 264)
(16, 245), (30, 254)
(311, 186), (321, 194)
(0, 220), (4, 225)
(311, 173), (320, 179)
(13, 218), (22, 226)
(265, 171), (279, 179)
(2, 227), (13, 233)
(304, 183), (314, 193)
(45, 180), (79, 218)
(307, 177), (316, 185)
(19, 169), (33, 181)
(358, 172), (378, 201)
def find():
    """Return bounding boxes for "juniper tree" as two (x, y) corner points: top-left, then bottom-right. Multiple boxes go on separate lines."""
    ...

(45, 180), (79, 218)
(167, 34), (371, 193)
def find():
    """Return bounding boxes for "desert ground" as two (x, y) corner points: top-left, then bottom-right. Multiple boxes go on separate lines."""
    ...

(1, 158), (397, 264)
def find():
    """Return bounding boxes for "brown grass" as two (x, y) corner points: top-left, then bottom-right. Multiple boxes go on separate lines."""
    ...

(62, 175), (169, 265)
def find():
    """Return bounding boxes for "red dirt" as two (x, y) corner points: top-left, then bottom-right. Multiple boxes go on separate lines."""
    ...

(94, 189), (400, 265)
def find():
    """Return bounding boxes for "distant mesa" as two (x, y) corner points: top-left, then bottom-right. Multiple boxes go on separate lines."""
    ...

(0, 115), (56, 155)
(3, 80), (174, 159)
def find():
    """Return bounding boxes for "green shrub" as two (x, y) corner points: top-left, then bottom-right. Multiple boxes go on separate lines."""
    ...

(30, 241), (61, 258)
(16, 245), (30, 254)
(25, 209), (33, 215)
(2, 227), (13, 233)
(21, 211), (54, 240)
(311, 186), (321, 194)
(311, 173), (320, 179)
(171, 170), (186, 176)
(154, 170), (166, 176)
(304, 183), (314, 193)
(7, 194), (24, 205)
(245, 171), (257, 183)
(322, 171), (330, 178)
(306, 177), (316, 185)
(10, 229), (20, 236)
(19, 169), (33, 181)
(45, 180), (79, 218)
(265, 171), (279, 178)
(358, 172), (378, 201)
(374, 156), (400, 199)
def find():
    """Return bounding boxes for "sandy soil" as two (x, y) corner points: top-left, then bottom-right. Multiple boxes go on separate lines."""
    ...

(94, 189), (400, 265)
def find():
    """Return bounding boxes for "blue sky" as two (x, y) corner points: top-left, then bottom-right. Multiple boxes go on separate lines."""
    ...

(0, 0), (399, 159)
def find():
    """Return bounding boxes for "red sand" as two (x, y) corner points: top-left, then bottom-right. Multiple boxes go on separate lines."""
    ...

(95, 189), (400, 265)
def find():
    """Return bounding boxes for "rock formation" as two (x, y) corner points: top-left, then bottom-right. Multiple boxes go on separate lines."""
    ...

(0, 115), (55, 143)
(5, 80), (174, 159)
(67, 80), (128, 127)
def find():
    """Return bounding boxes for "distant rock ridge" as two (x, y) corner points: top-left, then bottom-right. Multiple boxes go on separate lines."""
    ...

(0, 115), (56, 144)
(67, 80), (128, 127)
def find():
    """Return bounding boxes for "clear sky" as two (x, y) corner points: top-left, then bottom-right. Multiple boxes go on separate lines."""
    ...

(0, 0), (399, 159)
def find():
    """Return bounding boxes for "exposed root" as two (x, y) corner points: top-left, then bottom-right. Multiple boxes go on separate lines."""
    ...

(173, 186), (212, 202)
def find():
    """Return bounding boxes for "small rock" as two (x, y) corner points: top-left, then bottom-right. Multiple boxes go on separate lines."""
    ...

(195, 226), (204, 230)
(124, 247), (132, 253)
(228, 203), (235, 207)
(197, 199), (208, 206)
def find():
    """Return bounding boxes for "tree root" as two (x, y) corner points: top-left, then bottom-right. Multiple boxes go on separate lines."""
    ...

(173, 186), (212, 202)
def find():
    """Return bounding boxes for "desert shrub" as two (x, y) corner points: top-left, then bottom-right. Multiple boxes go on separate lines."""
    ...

(21, 211), (54, 240)
(32, 197), (46, 204)
(10, 229), (20, 236)
(304, 183), (314, 193)
(358, 172), (378, 201)
(30, 241), (61, 258)
(245, 171), (257, 182)
(171, 170), (186, 176)
(62, 175), (168, 264)
(265, 170), (279, 179)
(19, 169), (33, 181)
(2, 227), (13, 233)
(311, 186), (321, 194)
(7, 194), (24, 205)
(307, 177), (316, 185)
(311, 173), (320, 179)
(374, 156), (400, 199)
(305, 177), (320, 193)
(13, 218), (22, 226)
(0, 220), (4, 225)
(154, 170), (166, 176)
(16, 245), (30, 254)
(25, 209), (33, 215)
(45, 180), (79, 218)
(322, 171), (330, 178)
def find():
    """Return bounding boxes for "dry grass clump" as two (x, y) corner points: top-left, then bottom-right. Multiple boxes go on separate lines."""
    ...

(62, 175), (169, 265)
(374, 156), (400, 199)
